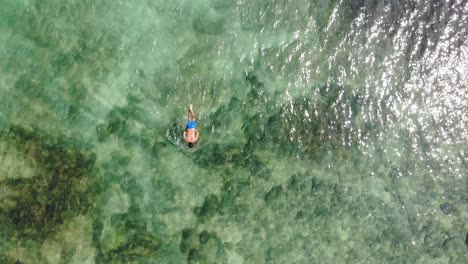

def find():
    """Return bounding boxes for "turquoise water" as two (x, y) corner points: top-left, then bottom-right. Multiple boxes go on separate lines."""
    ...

(0, 0), (467, 263)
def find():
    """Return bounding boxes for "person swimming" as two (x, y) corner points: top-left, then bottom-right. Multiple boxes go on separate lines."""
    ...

(183, 104), (199, 148)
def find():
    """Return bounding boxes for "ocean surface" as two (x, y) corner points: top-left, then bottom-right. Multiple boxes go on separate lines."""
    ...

(0, 0), (467, 263)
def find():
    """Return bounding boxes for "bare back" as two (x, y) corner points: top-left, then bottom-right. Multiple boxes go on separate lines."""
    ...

(184, 104), (199, 144)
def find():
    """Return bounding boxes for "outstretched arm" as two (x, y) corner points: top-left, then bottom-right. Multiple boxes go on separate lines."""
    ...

(187, 104), (196, 120)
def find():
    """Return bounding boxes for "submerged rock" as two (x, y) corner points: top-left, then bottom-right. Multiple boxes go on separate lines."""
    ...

(311, 176), (325, 193)
(295, 210), (305, 220)
(192, 9), (225, 35)
(194, 195), (220, 221)
(179, 228), (224, 264)
(179, 228), (194, 254)
(465, 232), (468, 248)
(439, 202), (454, 215)
(96, 108), (128, 142)
(199, 230), (211, 244)
(264, 186), (282, 206)
(245, 71), (264, 89)
(188, 248), (201, 263)
(248, 155), (270, 179)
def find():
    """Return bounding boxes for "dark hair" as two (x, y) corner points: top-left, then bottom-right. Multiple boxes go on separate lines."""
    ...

(188, 142), (194, 148)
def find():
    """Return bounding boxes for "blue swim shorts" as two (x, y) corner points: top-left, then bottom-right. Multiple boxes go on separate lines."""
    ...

(186, 120), (197, 129)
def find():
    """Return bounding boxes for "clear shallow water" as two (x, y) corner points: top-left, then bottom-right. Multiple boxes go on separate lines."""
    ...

(0, 0), (467, 263)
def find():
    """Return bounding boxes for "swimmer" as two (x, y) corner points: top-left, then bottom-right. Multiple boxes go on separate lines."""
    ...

(183, 104), (199, 148)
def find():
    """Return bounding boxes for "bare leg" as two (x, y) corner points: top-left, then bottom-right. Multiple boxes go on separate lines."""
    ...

(188, 104), (196, 120)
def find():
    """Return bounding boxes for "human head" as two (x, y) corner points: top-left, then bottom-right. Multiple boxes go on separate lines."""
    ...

(188, 142), (194, 148)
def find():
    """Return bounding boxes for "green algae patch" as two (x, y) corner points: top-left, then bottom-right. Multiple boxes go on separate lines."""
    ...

(102, 230), (162, 262)
(0, 125), (99, 263)
(0, 126), (97, 237)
